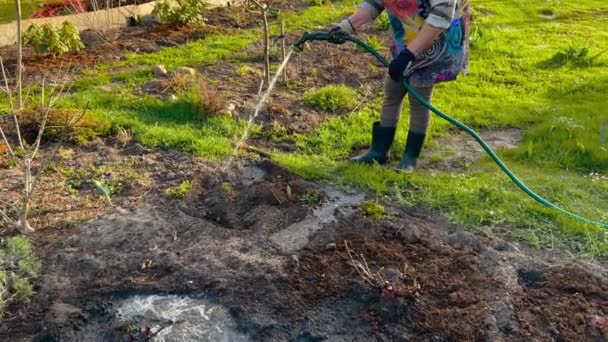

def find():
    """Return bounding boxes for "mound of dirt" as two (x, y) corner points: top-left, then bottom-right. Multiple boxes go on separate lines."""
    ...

(1, 160), (607, 341)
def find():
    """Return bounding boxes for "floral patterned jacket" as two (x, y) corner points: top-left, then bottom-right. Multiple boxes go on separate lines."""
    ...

(358, 0), (471, 86)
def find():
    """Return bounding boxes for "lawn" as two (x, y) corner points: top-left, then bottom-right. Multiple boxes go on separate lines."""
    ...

(0, 0), (43, 23)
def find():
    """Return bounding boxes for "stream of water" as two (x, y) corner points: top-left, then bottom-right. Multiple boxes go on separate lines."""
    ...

(220, 50), (294, 173)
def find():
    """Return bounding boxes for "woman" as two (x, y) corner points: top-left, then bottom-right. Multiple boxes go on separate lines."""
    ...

(331, 0), (471, 172)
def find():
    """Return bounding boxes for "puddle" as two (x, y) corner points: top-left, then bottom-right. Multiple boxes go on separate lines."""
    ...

(270, 186), (365, 253)
(117, 295), (250, 341)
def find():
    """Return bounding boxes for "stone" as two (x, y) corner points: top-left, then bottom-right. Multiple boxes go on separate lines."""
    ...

(398, 226), (421, 244)
(122, 143), (148, 156)
(325, 243), (337, 250)
(289, 255), (300, 268)
(154, 64), (168, 77)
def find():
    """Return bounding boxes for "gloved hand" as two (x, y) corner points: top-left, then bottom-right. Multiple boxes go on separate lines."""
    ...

(327, 26), (346, 44)
(388, 48), (415, 81)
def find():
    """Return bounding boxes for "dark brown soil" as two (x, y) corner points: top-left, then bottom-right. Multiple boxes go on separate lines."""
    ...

(1, 157), (607, 341)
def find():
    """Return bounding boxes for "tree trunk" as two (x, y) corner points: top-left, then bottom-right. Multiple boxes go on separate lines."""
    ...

(262, 9), (270, 89)
(15, 0), (23, 110)
(19, 157), (34, 233)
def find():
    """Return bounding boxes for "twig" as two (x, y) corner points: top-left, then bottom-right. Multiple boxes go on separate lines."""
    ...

(348, 85), (372, 116)
(281, 20), (288, 83)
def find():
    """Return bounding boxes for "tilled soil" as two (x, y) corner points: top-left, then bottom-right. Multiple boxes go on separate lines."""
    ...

(1, 160), (607, 341)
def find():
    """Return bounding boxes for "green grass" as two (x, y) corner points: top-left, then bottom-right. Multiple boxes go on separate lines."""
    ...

(273, 0), (608, 255)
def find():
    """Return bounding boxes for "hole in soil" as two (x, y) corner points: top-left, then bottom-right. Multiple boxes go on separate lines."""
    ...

(518, 268), (545, 287)
(116, 294), (249, 341)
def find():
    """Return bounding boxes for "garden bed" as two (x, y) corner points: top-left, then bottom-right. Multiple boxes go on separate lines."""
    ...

(1, 158), (607, 340)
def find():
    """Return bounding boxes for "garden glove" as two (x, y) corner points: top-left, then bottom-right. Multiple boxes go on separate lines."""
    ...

(388, 48), (415, 81)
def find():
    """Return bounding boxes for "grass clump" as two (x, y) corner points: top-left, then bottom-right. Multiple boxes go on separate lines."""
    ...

(303, 84), (358, 112)
(357, 199), (389, 220)
(0, 236), (41, 315)
(165, 180), (193, 198)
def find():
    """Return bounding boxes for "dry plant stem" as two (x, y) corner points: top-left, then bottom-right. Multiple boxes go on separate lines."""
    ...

(72, 0), (125, 43)
(233, 141), (272, 158)
(344, 240), (377, 287)
(0, 57), (74, 232)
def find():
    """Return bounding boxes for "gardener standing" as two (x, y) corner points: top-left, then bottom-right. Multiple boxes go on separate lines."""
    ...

(331, 0), (471, 172)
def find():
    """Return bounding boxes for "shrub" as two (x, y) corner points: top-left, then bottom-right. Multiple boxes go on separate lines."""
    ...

(0, 236), (41, 315)
(310, 0), (330, 6)
(303, 84), (358, 112)
(23, 21), (84, 56)
(153, 0), (209, 26)
(20, 107), (112, 145)
(196, 81), (227, 117)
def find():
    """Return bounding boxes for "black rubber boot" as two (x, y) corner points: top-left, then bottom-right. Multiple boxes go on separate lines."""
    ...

(395, 131), (426, 173)
(351, 122), (396, 165)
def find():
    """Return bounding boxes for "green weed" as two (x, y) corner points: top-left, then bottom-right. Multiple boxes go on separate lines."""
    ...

(221, 182), (235, 198)
(358, 199), (389, 220)
(153, 0), (209, 26)
(539, 45), (607, 68)
(361, 36), (387, 52)
(303, 84), (358, 112)
(0, 236), (41, 314)
(300, 191), (325, 205)
(375, 12), (391, 31)
(165, 180), (193, 198)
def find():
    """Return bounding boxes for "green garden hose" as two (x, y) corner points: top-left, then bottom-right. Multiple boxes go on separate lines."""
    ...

(293, 31), (608, 229)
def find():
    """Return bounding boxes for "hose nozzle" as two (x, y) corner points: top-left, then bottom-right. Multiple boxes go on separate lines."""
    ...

(292, 31), (350, 53)
(292, 31), (313, 53)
